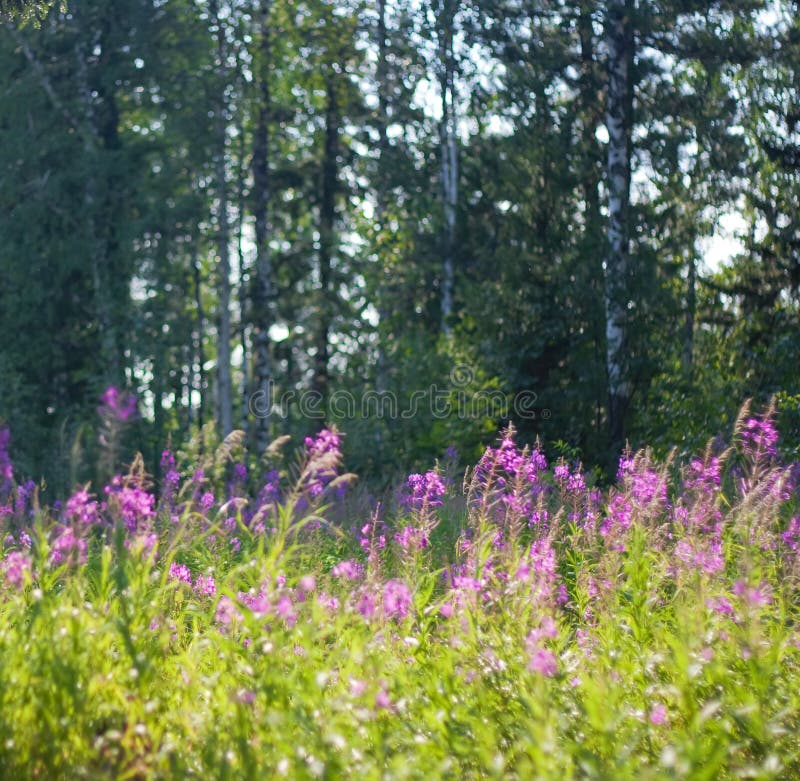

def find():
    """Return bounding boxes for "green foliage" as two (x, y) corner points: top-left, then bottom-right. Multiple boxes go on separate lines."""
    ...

(2, 414), (800, 776)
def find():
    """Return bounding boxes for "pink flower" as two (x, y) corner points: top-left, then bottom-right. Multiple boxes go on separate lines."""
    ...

(332, 559), (362, 581)
(375, 689), (392, 709)
(2, 550), (31, 588)
(168, 563), (192, 585)
(66, 489), (100, 526)
(49, 526), (87, 567)
(649, 704), (667, 725)
(275, 594), (296, 626)
(299, 575), (317, 593)
(383, 580), (412, 620)
(194, 574), (217, 598)
(356, 592), (376, 619)
(349, 678), (368, 697)
(528, 646), (558, 677)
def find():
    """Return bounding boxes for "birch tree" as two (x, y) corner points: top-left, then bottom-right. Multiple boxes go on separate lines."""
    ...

(603, 0), (633, 452)
(209, 0), (234, 436)
(251, 0), (274, 454)
(431, 0), (459, 335)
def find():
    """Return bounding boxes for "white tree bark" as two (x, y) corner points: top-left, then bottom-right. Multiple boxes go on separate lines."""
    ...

(436, 0), (458, 336)
(251, 0), (274, 454)
(604, 0), (632, 449)
(210, 0), (234, 436)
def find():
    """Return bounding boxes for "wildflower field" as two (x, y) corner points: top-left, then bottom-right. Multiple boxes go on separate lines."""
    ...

(1, 402), (800, 779)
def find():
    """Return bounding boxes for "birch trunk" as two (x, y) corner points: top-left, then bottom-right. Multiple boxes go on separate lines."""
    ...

(375, 0), (389, 393)
(251, 0), (274, 454)
(192, 239), (206, 433)
(210, 0), (234, 436)
(437, 0), (457, 336)
(604, 0), (633, 452)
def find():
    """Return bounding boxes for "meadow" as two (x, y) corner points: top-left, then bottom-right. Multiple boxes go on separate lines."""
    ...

(1, 399), (799, 779)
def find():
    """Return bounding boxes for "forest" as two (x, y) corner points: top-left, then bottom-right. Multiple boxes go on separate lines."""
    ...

(1, 0), (798, 490)
(1, 1), (800, 778)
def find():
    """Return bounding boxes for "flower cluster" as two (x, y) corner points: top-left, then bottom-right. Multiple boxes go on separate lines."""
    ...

(168, 562), (216, 597)
(302, 428), (343, 498)
(0, 427), (13, 495)
(740, 414), (779, 460)
(50, 525), (87, 567)
(98, 386), (138, 423)
(401, 470), (446, 512)
(65, 488), (99, 526)
(104, 478), (155, 534)
(1, 549), (31, 588)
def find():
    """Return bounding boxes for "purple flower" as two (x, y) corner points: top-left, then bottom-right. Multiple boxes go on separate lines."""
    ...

(402, 470), (446, 512)
(741, 414), (779, 460)
(525, 449), (548, 483)
(617, 455), (635, 481)
(554, 464), (570, 484)
(304, 428), (342, 459)
(302, 429), (342, 498)
(161, 449), (176, 473)
(194, 574), (217, 597)
(395, 525), (428, 552)
(332, 559), (362, 581)
(99, 386), (138, 423)
(527, 645), (558, 677)
(66, 489), (100, 526)
(0, 427), (14, 493)
(601, 494), (633, 537)
(168, 563), (193, 585)
(685, 456), (721, 494)
(215, 596), (243, 626)
(732, 580), (772, 608)
(356, 592), (377, 619)
(257, 470), (281, 507)
(112, 484), (155, 533)
(631, 469), (666, 508)
(782, 516), (800, 551)
(649, 704), (668, 725)
(275, 594), (296, 626)
(706, 595), (736, 618)
(163, 470), (180, 496)
(674, 538), (724, 576)
(2, 550), (31, 588)
(383, 580), (412, 620)
(199, 491), (215, 513)
(49, 526), (87, 567)
(299, 575), (317, 593)
(317, 592), (341, 613)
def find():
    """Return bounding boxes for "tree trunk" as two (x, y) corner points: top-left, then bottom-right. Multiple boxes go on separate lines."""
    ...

(604, 0), (633, 454)
(313, 74), (339, 405)
(437, 0), (457, 336)
(251, 0), (274, 454)
(375, 0), (390, 393)
(236, 110), (249, 433)
(682, 249), (696, 381)
(578, 2), (607, 439)
(211, 0), (234, 436)
(192, 239), (206, 434)
(73, 7), (120, 382)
